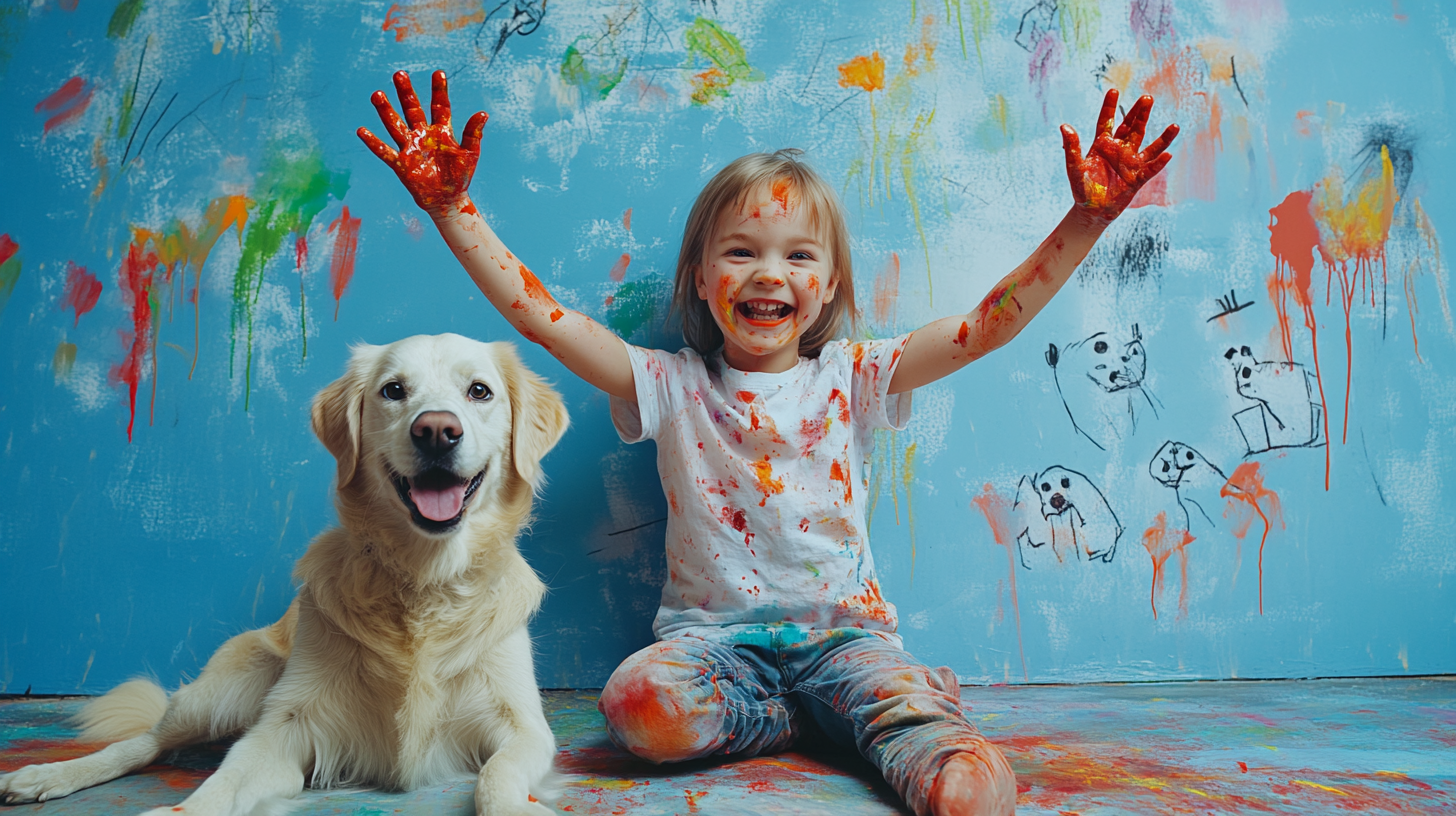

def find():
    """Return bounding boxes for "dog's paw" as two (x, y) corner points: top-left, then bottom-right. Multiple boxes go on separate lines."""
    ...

(488, 803), (556, 816)
(0, 762), (84, 804)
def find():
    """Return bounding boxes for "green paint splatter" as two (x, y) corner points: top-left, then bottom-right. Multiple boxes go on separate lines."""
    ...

(682, 17), (763, 105)
(0, 2), (26, 79)
(54, 342), (77, 379)
(606, 275), (669, 339)
(804, 561), (821, 577)
(1059, 0), (1101, 55)
(107, 0), (144, 39)
(560, 35), (628, 101)
(231, 145), (349, 409)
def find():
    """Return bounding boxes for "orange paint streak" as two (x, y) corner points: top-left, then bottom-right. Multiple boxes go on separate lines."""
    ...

(971, 485), (1028, 681)
(519, 264), (559, 309)
(872, 253), (900, 327)
(748, 457), (784, 507)
(550, 308), (565, 322)
(828, 460), (852, 504)
(1140, 512), (1195, 620)
(327, 206), (362, 321)
(837, 52), (885, 93)
(838, 578), (892, 625)
(622, 207), (632, 230)
(770, 177), (793, 214)
(954, 320), (970, 347)
(827, 388), (850, 425)
(1267, 189), (1332, 489)
(609, 252), (631, 283)
(1221, 462), (1284, 615)
(1187, 92), (1222, 202)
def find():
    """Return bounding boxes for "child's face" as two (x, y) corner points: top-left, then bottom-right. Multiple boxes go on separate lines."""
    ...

(694, 181), (838, 372)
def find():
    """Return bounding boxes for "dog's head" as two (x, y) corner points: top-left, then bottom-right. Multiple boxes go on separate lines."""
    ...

(1032, 466), (1086, 518)
(311, 334), (569, 536)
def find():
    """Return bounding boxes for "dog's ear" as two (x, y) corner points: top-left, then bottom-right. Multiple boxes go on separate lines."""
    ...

(497, 343), (570, 490)
(1045, 343), (1059, 367)
(311, 344), (379, 488)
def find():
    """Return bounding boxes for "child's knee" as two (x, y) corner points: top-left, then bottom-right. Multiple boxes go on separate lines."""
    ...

(598, 645), (727, 764)
(929, 743), (1017, 816)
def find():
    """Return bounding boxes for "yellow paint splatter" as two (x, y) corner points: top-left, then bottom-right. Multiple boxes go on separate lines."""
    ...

(1293, 780), (1349, 796)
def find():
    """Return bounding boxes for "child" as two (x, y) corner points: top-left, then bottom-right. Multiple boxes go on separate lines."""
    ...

(360, 70), (1176, 816)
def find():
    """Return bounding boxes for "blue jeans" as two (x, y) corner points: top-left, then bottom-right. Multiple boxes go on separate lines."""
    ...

(597, 625), (1011, 815)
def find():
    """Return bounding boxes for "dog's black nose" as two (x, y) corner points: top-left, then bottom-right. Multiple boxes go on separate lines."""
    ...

(412, 411), (463, 455)
(1050, 494), (1066, 511)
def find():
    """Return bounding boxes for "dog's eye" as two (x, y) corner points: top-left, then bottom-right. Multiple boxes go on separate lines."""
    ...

(381, 382), (406, 401)
(468, 382), (493, 402)
(1060, 477), (1071, 488)
(1041, 482), (1050, 492)
(1093, 341), (1108, 353)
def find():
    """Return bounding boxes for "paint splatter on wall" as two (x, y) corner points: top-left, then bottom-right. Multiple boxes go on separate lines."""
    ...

(0, 0), (1453, 695)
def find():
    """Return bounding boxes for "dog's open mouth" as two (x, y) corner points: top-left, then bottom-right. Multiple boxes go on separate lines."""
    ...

(393, 467), (486, 532)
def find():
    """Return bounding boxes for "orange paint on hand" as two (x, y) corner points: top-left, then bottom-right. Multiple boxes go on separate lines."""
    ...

(1221, 462), (1284, 615)
(837, 52), (886, 93)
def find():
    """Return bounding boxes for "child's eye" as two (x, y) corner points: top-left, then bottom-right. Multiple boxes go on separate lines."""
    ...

(789, 251), (813, 260)
(728, 248), (753, 257)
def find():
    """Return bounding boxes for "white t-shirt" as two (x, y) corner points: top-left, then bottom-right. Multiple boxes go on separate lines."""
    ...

(610, 336), (913, 641)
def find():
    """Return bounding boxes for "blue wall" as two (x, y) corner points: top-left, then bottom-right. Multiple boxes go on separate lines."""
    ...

(1, 0), (1452, 693)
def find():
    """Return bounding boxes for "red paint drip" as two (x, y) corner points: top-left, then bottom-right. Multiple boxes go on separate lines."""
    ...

(971, 485), (1028, 681)
(327, 206), (362, 320)
(1221, 462), (1284, 615)
(1268, 190), (1332, 489)
(35, 76), (95, 134)
(61, 262), (103, 326)
(1141, 512), (1195, 620)
(111, 240), (158, 443)
(609, 252), (631, 283)
(0, 234), (19, 268)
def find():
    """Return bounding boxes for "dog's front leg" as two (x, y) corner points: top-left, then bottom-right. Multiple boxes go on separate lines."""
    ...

(136, 720), (308, 816)
(471, 630), (557, 816)
(475, 729), (556, 816)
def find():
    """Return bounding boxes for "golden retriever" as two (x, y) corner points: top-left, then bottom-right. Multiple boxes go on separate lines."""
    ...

(0, 333), (568, 816)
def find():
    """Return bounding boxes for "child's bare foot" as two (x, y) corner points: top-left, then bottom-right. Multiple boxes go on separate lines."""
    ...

(928, 747), (1017, 816)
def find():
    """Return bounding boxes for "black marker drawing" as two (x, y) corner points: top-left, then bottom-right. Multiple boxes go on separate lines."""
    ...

(1148, 441), (1228, 533)
(475, 0), (547, 66)
(1207, 289), (1254, 322)
(1224, 346), (1325, 455)
(1013, 466), (1123, 569)
(1013, 0), (1059, 51)
(1048, 324), (1161, 451)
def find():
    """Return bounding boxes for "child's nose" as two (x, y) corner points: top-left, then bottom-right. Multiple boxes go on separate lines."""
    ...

(750, 262), (786, 287)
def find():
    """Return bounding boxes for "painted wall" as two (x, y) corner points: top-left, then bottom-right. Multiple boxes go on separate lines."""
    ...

(1, 0), (1452, 693)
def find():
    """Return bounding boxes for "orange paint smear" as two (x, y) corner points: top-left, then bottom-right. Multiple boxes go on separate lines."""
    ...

(1267, 189), (1332, 489)
(550, 308), (565, 322)
(971, 485), (1028, 681)
(327, 206), (362, 321)
(1187, 92), (1222, 202)
(1141, 512), (1195, 620)
(838, 578), (892, 625)
(827, 388), (850, 425)
(597, 670), (706, 761)
(837, 52), (885, 93)
(381, 0), (485, 42)
(770, 177), (793, 214)
(1221, 462), (1284, 615)
(519, 264), (559, 308)
(872, 252), (900, 327)
(622, 207), (632, 230)
(609, 252), (631, 283)
(828, 460), (853, 505)
(749, 457), (784, 507)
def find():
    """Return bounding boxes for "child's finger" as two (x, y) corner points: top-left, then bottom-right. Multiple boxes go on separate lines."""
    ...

(1094, 88), (1118, 139)
(1061, 125), (1088, 204)
(1139, 123), (1181, 163)
(357, 127), (400, 165)
(370, 90), (410, 146)
(1115, 95), (1153, 149)
(393, 70), (428, 130)
(461, 110), (489, 154)
(1093, 138), (1141, 185)
(430, 70), (453, 133)
(1143, 151), (1173, 181)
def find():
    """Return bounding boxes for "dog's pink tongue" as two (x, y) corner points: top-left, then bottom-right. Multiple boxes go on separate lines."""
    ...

(411, 483), (465, 521)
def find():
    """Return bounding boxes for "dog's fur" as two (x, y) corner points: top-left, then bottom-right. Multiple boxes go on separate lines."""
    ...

(0, 334), (569, 816)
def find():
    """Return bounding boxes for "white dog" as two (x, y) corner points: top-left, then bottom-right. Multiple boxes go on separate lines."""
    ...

(0, 334), (569, 816)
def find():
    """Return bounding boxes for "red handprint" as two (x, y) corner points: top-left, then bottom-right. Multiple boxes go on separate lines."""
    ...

(1061, 89), (1179, 221)
(358, 70), (489, 215)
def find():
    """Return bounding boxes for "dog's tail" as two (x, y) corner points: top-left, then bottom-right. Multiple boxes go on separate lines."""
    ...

(72, 678), (168, 742)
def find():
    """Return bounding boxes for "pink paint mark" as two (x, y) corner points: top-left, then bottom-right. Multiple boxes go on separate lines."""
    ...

(1028, 33), (1062, 121)
(1268, 189), (1332, 489)
(1221, 462), (1284, 615)
(623, 207), (633, 230)
(61, 262), (102, 326)
(35, 76), (95, 134)
(1131, 0), (1177, 53)
(609, 252), (631, 283)
(972, 485), (1028, 681)
(110, 241), (158, 443)
(328, 206), (362, 320)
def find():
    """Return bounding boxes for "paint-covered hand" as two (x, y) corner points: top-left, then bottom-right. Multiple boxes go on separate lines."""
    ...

(358, 70), (488, 216)
(1061, 89), (1179, 221)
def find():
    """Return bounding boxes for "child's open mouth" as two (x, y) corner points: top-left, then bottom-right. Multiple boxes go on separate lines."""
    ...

(737, 299), (794, 326)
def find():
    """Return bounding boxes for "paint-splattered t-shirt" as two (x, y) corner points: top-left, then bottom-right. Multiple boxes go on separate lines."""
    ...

(611, 337), (912, 641)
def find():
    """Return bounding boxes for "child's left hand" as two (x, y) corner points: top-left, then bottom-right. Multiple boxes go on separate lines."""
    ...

(1061, 89), (1179, 221)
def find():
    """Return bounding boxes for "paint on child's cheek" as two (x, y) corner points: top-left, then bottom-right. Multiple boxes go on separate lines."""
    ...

(716, 274), (738, 329)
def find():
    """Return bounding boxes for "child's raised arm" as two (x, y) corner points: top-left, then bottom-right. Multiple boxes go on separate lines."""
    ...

(358, 70), (636, 402)
(888, 89), (1178, 394)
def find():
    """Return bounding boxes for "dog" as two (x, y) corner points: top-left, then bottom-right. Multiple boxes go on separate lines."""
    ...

(1147, 440), (1228, 534)
(0, 334), (569, 816)
(1047, 324), (1160, 451)
(1013, 465), (1123, 568)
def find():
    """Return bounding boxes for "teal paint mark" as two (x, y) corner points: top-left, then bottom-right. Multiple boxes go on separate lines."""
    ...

(560, 35), (628, 101)
(107, 0), (144, 39)
(605, 274), (668, 339)
(230, 145), (349, 409)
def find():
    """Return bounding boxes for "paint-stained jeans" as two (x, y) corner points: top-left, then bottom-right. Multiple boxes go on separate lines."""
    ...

(597, 626), (1013, 816)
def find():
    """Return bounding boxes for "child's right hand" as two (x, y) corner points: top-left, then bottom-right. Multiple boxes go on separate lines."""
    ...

(358, 70), (489, 216)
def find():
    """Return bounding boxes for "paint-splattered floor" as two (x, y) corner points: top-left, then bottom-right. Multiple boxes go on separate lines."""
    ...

(1, 678), (1452, 815)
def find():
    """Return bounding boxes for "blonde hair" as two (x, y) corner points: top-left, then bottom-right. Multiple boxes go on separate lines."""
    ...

(670, 149), (856, 358)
